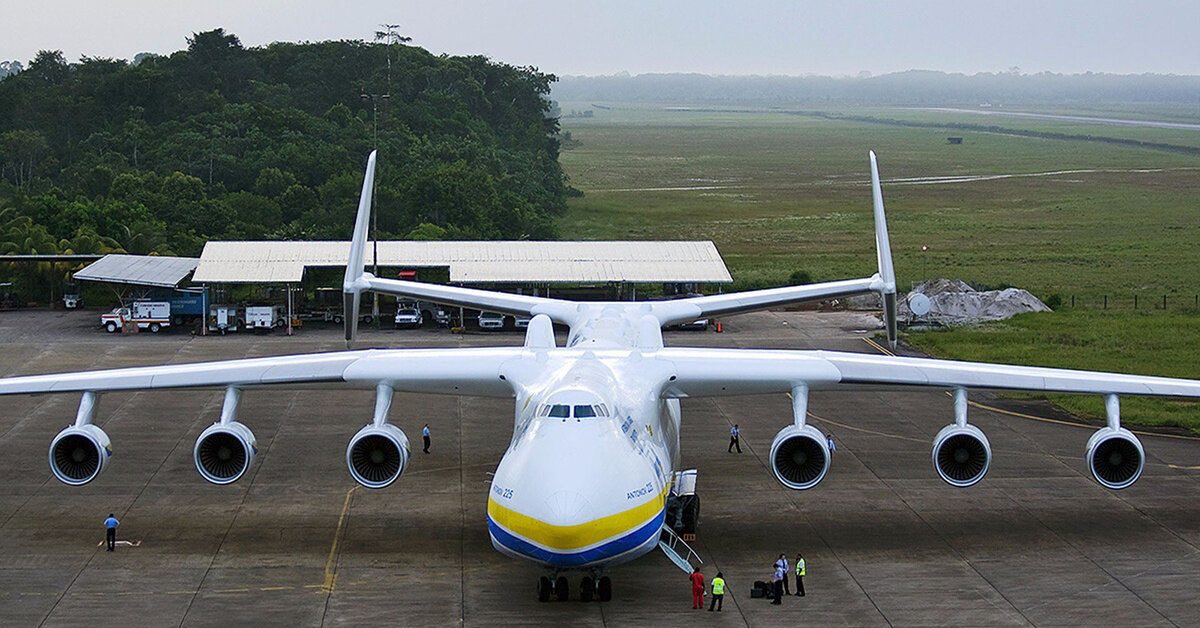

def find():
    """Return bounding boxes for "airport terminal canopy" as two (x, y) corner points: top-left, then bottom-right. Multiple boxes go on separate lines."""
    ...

(192, 241), (732, 285)
(74, 254), (200, 288)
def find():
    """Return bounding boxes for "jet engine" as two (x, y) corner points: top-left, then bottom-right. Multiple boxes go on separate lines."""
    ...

(1086, 426), (1143, 490)
(346, 423), (410, 489)
(194, 421), (258, 485)
(932, 423), (991, 487)
(770, 424), (830, 490)
(49, 424), (112, 486)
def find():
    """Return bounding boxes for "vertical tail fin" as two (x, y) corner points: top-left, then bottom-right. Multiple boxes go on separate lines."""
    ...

(343, 150), (377, 348)
(869, 151), (898, 349)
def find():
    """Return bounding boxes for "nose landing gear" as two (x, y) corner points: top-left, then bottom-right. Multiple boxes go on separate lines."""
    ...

(537, 573), (612, 602)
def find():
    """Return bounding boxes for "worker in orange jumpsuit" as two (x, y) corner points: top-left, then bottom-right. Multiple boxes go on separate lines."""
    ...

(690, 567), (705, 609)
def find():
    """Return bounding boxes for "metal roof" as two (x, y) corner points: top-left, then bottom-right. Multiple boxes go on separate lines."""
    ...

(193, 241), (732, 284)
(74, 254), (200, 288)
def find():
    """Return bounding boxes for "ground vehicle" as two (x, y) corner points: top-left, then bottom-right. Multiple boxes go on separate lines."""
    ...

(394, 303), (423, 328)
(245, 305), (287, 330)
(478, 311), (505, 330)
(62, 282), (80, 309)
(101, 301), (170, 333)
(671, 317), (710, 331)
(514, 315), (532, 329)
(208, 305), (242, 334)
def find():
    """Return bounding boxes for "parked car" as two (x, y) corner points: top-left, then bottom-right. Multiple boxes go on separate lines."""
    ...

(514, 315), (532, 329)
(671, 317), (710, 331)
(394, 304), (424, 328)
(478, 311), (505, 330)
(101, 301), (170, 333)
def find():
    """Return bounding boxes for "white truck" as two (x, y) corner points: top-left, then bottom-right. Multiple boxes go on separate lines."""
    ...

(244, 305), (287, 331)
(101, 301), (170, 333)
(208, 305), (243, 334)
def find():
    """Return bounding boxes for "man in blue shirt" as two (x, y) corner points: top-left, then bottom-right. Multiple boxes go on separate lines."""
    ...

(422, 424), (431, 454)
(104, 513), (119, 551)
(728, 424), (741, 453)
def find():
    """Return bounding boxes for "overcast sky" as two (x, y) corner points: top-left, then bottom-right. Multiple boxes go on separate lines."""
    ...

(3, 0), (1198, 76)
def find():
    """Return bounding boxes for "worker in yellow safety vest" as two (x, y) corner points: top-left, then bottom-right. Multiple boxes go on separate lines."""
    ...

(795, 553), (806, 596)
(708, 572), (725, 612)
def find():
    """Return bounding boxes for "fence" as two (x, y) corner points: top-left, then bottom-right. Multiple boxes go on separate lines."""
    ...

(1055, 294), (1200, 311)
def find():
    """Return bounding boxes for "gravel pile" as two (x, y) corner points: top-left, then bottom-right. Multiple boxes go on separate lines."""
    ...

(902, 278), (1051, 324)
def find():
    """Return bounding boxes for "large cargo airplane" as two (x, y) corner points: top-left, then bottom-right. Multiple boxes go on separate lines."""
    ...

(3, 151), (1199, 602)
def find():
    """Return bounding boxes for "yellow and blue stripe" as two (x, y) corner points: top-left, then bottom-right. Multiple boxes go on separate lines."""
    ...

(487, 489), (666, 567)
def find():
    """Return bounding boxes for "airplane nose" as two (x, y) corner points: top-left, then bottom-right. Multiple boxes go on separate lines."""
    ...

(543, 490), (590, 526)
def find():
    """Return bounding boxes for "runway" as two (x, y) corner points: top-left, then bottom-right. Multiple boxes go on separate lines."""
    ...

(1, 309), (1198, 626)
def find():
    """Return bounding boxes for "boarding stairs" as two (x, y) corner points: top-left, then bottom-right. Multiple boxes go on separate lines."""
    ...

(658, 524), (703, 573)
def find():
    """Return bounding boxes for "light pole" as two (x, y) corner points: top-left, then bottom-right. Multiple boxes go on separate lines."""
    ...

(361, 91), (389, 324)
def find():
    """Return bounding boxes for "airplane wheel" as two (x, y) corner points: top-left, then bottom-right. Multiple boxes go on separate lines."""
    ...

(554, 576), (569, 601)
(598, 576), (612, 602)
(580, 576), (594, 602)
(537, 576), (551, 602)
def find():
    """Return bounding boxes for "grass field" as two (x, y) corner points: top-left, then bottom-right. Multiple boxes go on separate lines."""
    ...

(557, 103), (1200, 430)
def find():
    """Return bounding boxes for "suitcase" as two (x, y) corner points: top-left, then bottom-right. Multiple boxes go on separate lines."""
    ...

(750, 587), (765, 598)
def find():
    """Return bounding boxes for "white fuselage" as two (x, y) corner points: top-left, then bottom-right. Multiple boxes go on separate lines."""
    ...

(486, 307), (681, 571)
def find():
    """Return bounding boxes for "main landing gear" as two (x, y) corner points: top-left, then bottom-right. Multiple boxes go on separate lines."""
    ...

(538, 573), (612, 602)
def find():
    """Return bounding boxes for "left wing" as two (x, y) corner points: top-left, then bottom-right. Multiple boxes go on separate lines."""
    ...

(657, 346), (1200, 491)
(657, 347), (1200, 398)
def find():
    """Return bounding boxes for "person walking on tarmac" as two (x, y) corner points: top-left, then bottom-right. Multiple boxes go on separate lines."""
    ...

(795, 552), (806, 596)
(103, 513), (119, 551)
(728, 424), (741, 453)
(690, 567), (706, 609)
(776, 553), (791, 595)
(422, 423), (431, 454)
(708, 572), (726, 611)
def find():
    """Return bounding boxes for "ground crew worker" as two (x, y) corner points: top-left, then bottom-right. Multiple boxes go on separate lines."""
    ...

(728, 424), (741, 453)
(422, 423), (431, 454)
(690, 567), (705, 609)
(795, 552), (806, 596)
(776, 553), (790, 595)
(708, 572), (725, 611)
(771, 562), (784, 604)
(827, 434), (836, 455)
(103, 513), (119, 551)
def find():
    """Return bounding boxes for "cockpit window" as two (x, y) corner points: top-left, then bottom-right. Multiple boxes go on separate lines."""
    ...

(548, 404), (571, 418)
(573, 405), (597, 418)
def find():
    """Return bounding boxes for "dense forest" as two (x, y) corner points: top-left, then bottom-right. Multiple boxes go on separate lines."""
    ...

(554, 70), (1200, 107)
(0, 29), (570, 299)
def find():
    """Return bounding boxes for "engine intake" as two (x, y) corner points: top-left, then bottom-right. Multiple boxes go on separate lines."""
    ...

(194, 421), (258, 485)
(1086, 427), (1143, 490)
(49, 424), (112, 486)
(932, 424), (991, 487)
(347, 424), (410, 489)
(769, 424), (830, 490)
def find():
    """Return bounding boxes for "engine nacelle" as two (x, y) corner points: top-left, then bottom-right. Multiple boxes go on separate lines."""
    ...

(1086, 427), (1144, 490)
(770, 424), (830, 490)
(932, 423), (991, 487)
(346, 423), (410, 489)
(194, 421), (258, 485)
(49, 424), (112, 486)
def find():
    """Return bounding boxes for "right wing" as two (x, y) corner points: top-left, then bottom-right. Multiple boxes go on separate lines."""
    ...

(0, 347), (521, 397)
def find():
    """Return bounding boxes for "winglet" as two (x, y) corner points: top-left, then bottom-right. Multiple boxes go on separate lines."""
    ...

(344, 150), (377, 348)
(869, 151), (898, 349)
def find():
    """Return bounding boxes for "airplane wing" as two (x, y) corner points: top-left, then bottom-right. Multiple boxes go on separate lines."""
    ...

(0, 347), (520, 397)
(657, 347), (1200, 398)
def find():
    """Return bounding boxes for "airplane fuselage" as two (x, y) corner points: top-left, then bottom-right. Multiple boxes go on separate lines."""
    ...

(486, 308), (681, 571)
